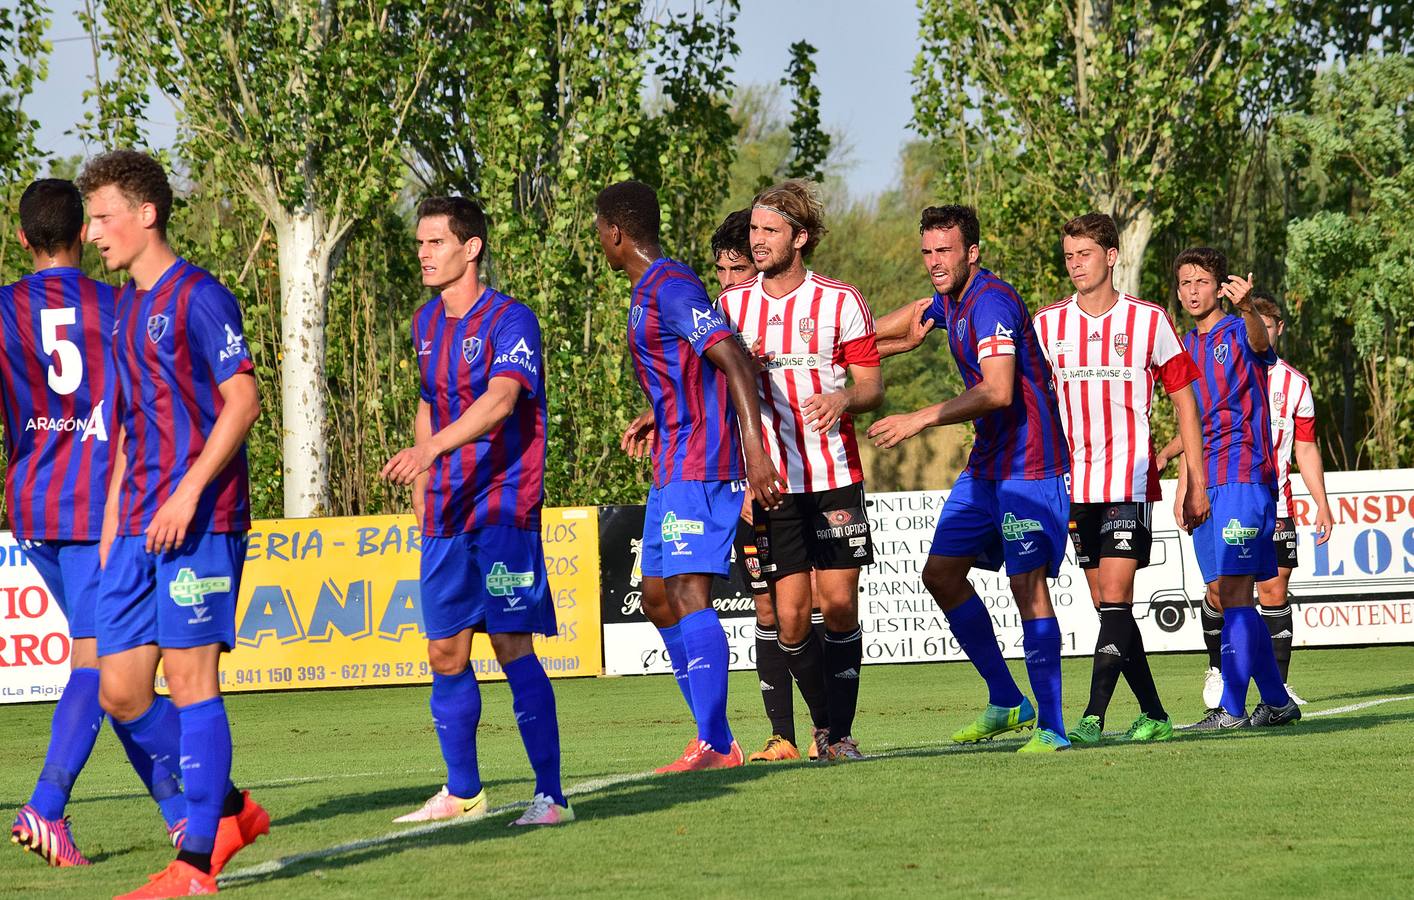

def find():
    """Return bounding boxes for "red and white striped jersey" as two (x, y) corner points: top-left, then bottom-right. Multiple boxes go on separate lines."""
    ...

(1033, 293), (1198, 503)
(1268, 358), (1316, 517)
(716, 271), (880, 494)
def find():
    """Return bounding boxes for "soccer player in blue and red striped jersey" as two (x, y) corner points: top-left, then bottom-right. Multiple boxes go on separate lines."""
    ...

(78, 151), (268, 898)
(597, 180), (783, 773)
(381, 197), (569, 827)
(4, 179), (187, 868)
(1169, 247), (1299, 730)
(869, 205), (1074, 752)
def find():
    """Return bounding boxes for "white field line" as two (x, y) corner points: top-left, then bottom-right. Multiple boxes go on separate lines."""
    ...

(218, 693), (1414, 884)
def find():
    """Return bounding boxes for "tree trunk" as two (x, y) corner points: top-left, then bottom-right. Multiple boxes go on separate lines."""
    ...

(273, 210), (333, 517)
(1113, 205), (1153, 299)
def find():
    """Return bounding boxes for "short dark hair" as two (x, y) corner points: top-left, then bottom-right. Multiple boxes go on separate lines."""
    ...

(711, 209), (751, 259)
(1251, 291), (1282, 321)
(595, 180), (660, 244)
(1062, 212), (1119, 252)
(75, 150), (173, 235)
(18, 179), (84, 255)
(1173, 246), (1228, 285)
(417, 196), (488, 262)
(919, 205), (980, 250)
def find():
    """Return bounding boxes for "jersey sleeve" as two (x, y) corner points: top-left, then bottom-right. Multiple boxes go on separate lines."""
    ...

(189, 280), (254, 384)
(412, 317), (434, 403)
(1293, 379), (1316, 441)
(836, 290), (880, 367)
(488, 304), (542, 397)
(1151, 312), (1199, 393)
(969, 289), (1022, 360)
(921, 292), (947, 328)
(661, 276), (732, 356)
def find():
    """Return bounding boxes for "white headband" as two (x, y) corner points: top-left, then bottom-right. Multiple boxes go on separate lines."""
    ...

(753, 203), (805, 230)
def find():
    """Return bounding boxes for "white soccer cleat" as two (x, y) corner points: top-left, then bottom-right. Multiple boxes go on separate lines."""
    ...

(1285, 683), (1308, 706)
(1202, 667), (1224, 710)
(393, 786), (487, 823)
(509, 793), (575, 827)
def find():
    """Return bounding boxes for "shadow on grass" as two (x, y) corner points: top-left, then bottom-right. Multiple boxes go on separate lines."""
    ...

(219, 764), (776, 891)
(1318, 683), (1414, 703)
(272, 779), (523, 828)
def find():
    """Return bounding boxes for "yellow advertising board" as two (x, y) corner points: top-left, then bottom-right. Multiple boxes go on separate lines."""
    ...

(169, 508), (602, 694)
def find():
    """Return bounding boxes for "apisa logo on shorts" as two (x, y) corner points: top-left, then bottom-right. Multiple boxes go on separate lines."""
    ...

(1000, 511), (1043, 544)
(169, 567), (230, 625)
(485, 561), (534, 608)
(1222, 518), (1259, 547)
(661, 511), (705, 545)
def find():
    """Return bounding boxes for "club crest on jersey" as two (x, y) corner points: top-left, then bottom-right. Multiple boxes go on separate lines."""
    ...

(630, 305), (644, 328)
(1214, 342), (1229, 365)
(462, 336), (482, 364)
(1273, 391), (1286, 410)
(1113, 333), (1130, 357)
(798, 317), (816, 340)
(147, 314), (170, 344)
(955, 318), (967, 341)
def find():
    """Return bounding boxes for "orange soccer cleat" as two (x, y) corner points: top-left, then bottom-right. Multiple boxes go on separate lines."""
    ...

(747, 735), (801, 762)
(114, 859), (217, 898)
(209, 791), (270, 876)
(655, 739), (745, 773)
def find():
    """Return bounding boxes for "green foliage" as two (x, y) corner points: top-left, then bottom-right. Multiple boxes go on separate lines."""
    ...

(1279, 54), (1414, 468)
(0, 0), (51, 281)
(779, 40), (830, 184)
(72, 0), (148, 150)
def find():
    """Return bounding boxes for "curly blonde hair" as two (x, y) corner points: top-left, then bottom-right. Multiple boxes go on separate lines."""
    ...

(752, 179), (827, 259)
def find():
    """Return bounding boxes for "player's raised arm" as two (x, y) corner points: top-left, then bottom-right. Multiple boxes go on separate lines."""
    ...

(1222, 272), (1272, 355)
(868, 352), (1013, 449)
(705, 337), (785, 509)
(874, 297), (935, 358)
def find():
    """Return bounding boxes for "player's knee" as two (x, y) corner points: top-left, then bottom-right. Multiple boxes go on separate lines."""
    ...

(99, 682), (147, 722)
(489, 632), (534, 666)
(427, 643), (468, 676)
(1256, 580), (1287, 607)
(920, 559), (964, 604)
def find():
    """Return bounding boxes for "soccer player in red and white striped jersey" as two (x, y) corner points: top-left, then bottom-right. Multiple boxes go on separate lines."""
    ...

(1032, 213), (1209, 744)
(715, 180), (883, 762)
(1252, 295), (1333, 704)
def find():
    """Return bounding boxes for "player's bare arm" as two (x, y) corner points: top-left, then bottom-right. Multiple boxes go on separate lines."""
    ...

(874, 297), (934, 358)
(99, 426), (127, 568)
(705, 336), (786, 509)
(381, 376), (522, 485)
(620, 409), (654, 459)
(146, 372), (260, 554)
(1156, 434), (1184, 470)
(1221, 272), (1270, 354)
(1294, 438), (1335, 545)
(868, 352), (1013, 449)
(802, 364), (883, 433)
(1170, 384), (1210, 529)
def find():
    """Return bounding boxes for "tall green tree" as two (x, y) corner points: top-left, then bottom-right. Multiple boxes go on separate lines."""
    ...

(103, 1), (447, 516)
(0, 0), (50, 281)
(779, 40), (830, 184)
(1279, 54), (1414, 468)
(913, 0), (1305, 299)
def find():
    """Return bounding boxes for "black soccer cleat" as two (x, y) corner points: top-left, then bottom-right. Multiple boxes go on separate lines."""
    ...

(1187, 708), (1250, 730)
(1248, 699), (1302, 727)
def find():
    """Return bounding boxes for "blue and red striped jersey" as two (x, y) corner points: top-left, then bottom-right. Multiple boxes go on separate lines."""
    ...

(111, 259), (254, 535)
(628, 258), (743, 488)
(0, 268), (118, 540)
(1182, 313), (1277, 487)
(923, 268), (1070, 481)
(413, 287), (546, 535)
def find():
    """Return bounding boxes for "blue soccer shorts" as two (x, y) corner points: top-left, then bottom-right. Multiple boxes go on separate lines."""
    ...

(641, 479), (744, 579)
(929, 471), (1071, 578)
(97, 532), (249, 655)
(24, 540), (102, 640)
(420, 525), (557, 640)
(1192, 482), (1278, 584)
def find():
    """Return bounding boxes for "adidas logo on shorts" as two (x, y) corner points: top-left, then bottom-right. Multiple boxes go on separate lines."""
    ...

(1098, 643), (1122, 656)
(759, 680), (774, 691)
(835, 667), (859, 680)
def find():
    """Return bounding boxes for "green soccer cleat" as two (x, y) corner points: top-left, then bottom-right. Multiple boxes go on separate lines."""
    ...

(1016, 728), (1071, 753)
(1067, 714), (1103, 745)
(1126, 713), (1173, 742)
(950, 697), (1037, 744)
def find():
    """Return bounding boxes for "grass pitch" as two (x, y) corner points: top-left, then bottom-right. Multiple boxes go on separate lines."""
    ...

(2, 646), (1411, 898)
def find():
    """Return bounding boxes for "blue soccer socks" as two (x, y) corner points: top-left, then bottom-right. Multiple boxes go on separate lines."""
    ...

(28, 667), (104, 820)
(658, 622), (695, 712)
(1021, 616), (1065, 735)
(1223, 606), (1290, 713)
(176, 698), (234, 857)
(430, 667), (484, 800)
(678, 608), (734, 753)
(504, 655), (566, 807)
(111, 695), (187, 828)
(946, 595), (1025, 708)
